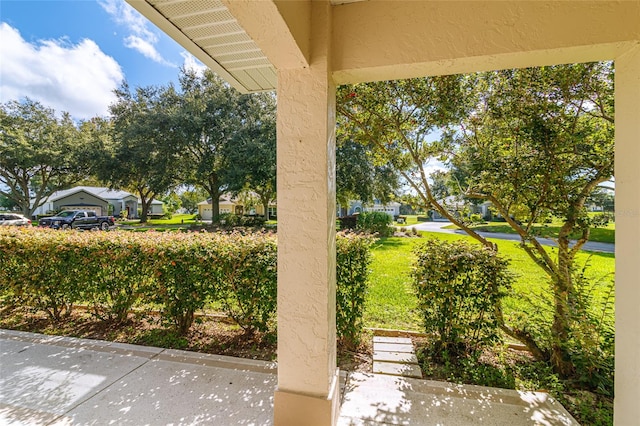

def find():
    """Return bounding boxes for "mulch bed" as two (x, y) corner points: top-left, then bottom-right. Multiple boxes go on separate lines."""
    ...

(0, 307), (372, 373)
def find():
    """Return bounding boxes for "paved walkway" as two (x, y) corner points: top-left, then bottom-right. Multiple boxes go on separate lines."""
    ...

(406, 221), (614, 253)
(1, 329), (578, 425)
(371, 336), (422, 379)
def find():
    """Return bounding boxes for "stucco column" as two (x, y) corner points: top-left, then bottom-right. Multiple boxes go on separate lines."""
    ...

(273, 2), (339, 426)
(614, 43), (640, 426)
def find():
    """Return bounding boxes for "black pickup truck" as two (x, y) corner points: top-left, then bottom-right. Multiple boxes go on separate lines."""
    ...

(39, 210), (115, 230)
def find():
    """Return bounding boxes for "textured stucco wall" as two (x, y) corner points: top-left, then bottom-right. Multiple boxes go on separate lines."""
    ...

(614, 44), (640, 426)
(275, 0), (337, 399)
(331, 1), (640, 84)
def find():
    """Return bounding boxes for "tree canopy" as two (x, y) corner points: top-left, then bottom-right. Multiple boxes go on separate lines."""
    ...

(451, 62), (614, 374)
(173, 69), (243, 219)
(0, 98), (86, 217)
(224, 92), (277, 219)
(103, 83), (182, 222)
(337, 62), (615, 377)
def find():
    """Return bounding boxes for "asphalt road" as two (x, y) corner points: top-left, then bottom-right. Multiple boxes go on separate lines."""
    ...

(405, 221), (615, 254)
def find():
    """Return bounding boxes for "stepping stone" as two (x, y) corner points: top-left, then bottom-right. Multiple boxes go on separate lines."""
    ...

(373, 342), (414, 353)
(373, 361), (423, 379)
(372, 336), (413, 345)
(373, 350), (418, 364)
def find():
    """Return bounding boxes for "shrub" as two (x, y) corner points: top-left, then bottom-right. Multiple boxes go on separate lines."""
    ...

(151, 235), (218, 334)
(339, 215), (358, 230)
(336, 232), (374, 350)
(566, 266), (615, 396)
(216, 213), (267, 228)
(412, 239), (512, 358)
(218, 213), (241, 227)
(0, 229), (85, 320)
(469, 213), (483, 223)
(240, 215), (267, 227)
(217, 232), (278, 335)
(0, 228), (372, 343)
(356, 211), (393, 236)
(591, 213), (613, 227)
(507, 262), (615, 397)
(83, 235), (153, 323)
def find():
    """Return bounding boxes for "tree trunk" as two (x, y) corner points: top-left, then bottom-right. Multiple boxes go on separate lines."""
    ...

(259, 192), (271, 220)
(137, 187), (156, 224)
(139, 199), (150, 223)
(207, 188), (221, 221)
(549, 234), (575, 376)
(204, 174), (221, 222)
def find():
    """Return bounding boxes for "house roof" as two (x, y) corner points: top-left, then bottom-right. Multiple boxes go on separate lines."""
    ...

(197, 195), (236, 206)
(48, 186), (135, 202)
(46, 188), (109, 204)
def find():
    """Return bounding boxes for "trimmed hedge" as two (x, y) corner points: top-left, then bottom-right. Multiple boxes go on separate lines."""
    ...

(412, 239), (512, 358)
(356, 211), (393, 236)
(336, 232), (374, 350)
(0, 228), (371, 346)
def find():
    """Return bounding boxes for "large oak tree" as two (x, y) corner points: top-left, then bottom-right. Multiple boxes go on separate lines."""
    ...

(104, 83), (182, 222)
(0, 99), (84, 217)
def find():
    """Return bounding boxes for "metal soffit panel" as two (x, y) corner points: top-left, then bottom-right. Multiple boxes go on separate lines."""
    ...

(145, 0), (277, 93)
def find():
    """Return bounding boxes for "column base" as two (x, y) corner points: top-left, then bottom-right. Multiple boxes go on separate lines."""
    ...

(274, 369), (341, 426)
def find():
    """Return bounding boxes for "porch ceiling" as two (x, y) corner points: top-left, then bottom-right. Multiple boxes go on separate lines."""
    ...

(127, 0), (278, 93)
(128, 0), (639, 92)
(126, 0), (367, 93)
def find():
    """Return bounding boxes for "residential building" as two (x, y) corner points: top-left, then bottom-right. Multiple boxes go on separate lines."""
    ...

(197, 194), (276, 220)
(338, 200), (401, 218)
(31, 186), (162, 219)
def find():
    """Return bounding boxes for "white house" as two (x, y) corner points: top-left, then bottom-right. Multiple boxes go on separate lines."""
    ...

(32, 186), (141, 218)
(197, 194), (245, 220)
(340, 200), (401, 218)
(147, 199), (165, 216)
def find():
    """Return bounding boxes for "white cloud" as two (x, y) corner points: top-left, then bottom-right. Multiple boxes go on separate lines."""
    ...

(423, 160), (448, 181)
(124, 35), (168, 64)
(0, 23), (124, 120)
(99, 0), (175, 67)
(181, 52), (207, 75)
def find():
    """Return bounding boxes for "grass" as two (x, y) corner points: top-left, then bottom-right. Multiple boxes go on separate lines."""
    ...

(394, 214), (420, 226)
(119, 213), (199, 228)
(443, 219), (615, 244)
(365, 237), (423, 330)
(367, 232), (615, 425)
(366, 231), (615, 331)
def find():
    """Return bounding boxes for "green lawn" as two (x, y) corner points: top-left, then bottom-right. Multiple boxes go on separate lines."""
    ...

(366, 231), (615, 332)
(394, 214), (432, 226)
(119, 213), (199, 228)
(443, 220), (615, 244)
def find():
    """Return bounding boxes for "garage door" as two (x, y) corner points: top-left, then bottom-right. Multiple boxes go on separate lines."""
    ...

(201, 207), (212, 221)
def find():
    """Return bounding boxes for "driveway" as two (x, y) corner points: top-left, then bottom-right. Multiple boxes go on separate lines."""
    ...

(406, 221), (614, 254)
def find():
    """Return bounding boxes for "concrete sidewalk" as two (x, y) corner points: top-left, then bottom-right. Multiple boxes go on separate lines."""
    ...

(0, 329), (277, 425)
(1, 330), (578, 425)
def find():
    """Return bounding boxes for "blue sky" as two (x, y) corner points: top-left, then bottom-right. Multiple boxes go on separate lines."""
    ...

(0, 0), (206, 120)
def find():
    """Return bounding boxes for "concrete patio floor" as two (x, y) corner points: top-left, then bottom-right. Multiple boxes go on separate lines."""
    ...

(0, 329), (578, 425)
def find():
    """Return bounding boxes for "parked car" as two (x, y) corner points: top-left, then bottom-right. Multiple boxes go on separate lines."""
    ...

(38, 210), (115, 230)
(0, 213), (32, 227)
